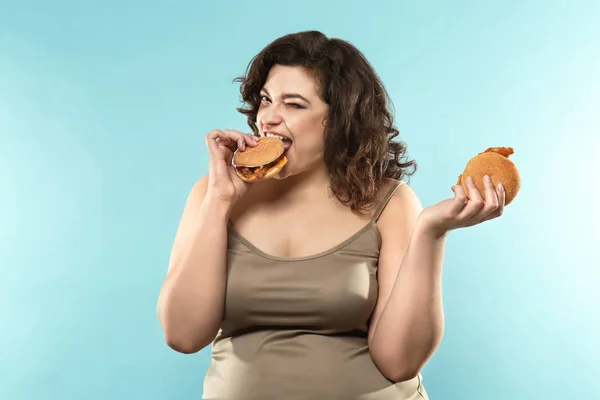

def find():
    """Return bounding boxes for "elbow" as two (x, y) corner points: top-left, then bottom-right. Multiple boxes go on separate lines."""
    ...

(158, 311), (215, 354)
(156, 292), (219, 354)
(163, 330), (212, 354)
(370, 347), (424, 383)
(385, 367), (421, 383)
(374, 355), (421, 383)
(165, 337), (206, 354)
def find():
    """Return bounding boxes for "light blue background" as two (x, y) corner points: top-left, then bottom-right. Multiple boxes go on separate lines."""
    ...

(1, 1), (598, 399)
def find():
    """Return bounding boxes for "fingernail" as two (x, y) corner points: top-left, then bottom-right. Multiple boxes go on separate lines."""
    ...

(498, 182), (504, 192)
(484, 174), (491, 183)
(467, 176), (474, 184)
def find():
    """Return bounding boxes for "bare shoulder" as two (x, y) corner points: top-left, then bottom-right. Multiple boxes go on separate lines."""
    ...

(188, 174), (210, 202)
(178, 174), (210, 226)
(167, 175), (210, 271)
(377, 179), (423, 240)
(366, 179), (424, 345)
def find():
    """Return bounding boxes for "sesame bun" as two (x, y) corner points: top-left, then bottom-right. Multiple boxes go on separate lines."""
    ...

(233, 136), (285, 167)
(233, 136), (288, 182)
(457, 147), (521, 205)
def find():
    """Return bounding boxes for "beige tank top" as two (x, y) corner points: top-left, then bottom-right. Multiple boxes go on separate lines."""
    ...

(203, 180), (428, 399)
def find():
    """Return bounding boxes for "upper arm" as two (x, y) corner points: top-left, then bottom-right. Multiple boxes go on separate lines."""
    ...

(367, 183), (423, 345)
(167, 174), (210, 273)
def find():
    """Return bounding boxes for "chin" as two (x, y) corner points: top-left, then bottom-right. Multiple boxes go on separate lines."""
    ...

(269, 157), (290, 179)
(276, 160), (303, 180)
(272, 169), (290, 180)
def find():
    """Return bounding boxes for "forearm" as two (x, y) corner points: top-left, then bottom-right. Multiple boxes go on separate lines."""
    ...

(157, 199), (230, 353)
(370, 217), (446, 381)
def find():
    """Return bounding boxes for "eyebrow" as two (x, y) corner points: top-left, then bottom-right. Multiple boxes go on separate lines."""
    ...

(261, 87), (311, 104)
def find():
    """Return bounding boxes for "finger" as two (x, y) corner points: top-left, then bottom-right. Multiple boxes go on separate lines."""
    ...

(247, 135), (259, 146)
(457, 176), (485, 220)
(481, 181), (505, 222)
(466, 176), (484, 203)
(205, 131), (232, 175)
(241, 134), (259, 148)
(242, 132), (259, 146)
(223, 129), (257, 151)
(205, 130), (225, 153)
(481, 175), (500, 217)
(222, 129), (246, 151)
(213, 130), (238, 152)
(227, 129), (246, 151)
(448, 184), (469, 215)
(223, 129), (258, 143)
(205, 130), (239, 165)
(497, 182), (506, 214)
(206, 129), (231, 143)
(205, 129), (222, 141)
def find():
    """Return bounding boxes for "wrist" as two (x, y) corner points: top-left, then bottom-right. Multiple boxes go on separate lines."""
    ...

(202, 195), (235, 219)
(415, 212), (449, 240)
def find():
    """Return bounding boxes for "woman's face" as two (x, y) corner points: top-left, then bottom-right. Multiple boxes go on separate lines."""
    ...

(256, 64), (329, 180)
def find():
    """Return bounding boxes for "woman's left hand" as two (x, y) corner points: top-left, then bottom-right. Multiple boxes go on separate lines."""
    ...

(418, 174), (506, 237)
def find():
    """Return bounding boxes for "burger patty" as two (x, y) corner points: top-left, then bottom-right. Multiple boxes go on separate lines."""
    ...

(238, 159), (279, 179)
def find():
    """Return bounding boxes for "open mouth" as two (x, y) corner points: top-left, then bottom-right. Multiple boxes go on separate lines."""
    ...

(265, 132), (293, 153)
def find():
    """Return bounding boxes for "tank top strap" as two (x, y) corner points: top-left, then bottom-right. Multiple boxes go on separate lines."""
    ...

(372, 180), (405, 222)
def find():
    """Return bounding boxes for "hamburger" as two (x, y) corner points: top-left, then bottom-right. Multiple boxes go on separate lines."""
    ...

(457, 147), (521, 205)
(233, 136), (289, 182)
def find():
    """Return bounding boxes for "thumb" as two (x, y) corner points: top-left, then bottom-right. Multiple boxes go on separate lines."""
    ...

(449, 184), (468, 215)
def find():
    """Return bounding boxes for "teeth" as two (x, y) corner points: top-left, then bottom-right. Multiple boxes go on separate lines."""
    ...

(265, 132), (286, 140)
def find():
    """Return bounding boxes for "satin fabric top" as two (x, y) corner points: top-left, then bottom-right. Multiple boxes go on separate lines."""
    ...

(202, 180), (428, 399)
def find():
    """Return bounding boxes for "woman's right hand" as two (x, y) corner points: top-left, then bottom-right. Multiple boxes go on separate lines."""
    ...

(204, 129), (259, 205)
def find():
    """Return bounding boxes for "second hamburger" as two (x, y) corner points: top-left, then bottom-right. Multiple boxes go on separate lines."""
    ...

(233, 136), (288, 182)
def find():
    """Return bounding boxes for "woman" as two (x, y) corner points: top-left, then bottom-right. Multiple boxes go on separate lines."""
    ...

(157, 31), (505, 399)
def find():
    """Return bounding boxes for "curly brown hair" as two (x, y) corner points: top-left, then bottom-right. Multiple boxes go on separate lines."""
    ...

(234, 30), (416, 215)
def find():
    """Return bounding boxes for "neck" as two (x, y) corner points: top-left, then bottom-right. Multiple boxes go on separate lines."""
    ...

(261, 162), (333, 205)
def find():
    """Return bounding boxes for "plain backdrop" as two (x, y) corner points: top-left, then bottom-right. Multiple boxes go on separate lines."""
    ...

(1, 1), (598, 399)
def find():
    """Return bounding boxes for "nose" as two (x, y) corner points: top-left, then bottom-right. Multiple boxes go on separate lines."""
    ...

(259, 103), (283, 130)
